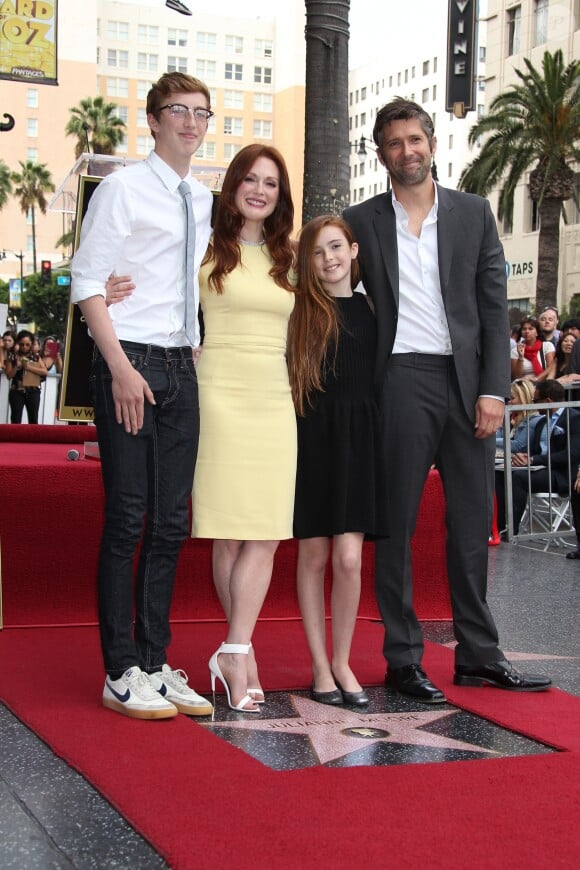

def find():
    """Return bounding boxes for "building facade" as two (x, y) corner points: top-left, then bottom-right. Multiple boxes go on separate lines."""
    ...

(0, 0), (305, 283)
(485, 0), (580, 312)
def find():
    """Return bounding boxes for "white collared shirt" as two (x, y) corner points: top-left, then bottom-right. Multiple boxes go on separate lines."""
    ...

(391, 184), (452, 356)
(71, 151), (213, 347)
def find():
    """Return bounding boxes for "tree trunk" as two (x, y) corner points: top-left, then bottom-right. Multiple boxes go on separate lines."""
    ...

(534, 197), (561, 312)
(302, 0), (350, 223)
(31, 206), (37, 275)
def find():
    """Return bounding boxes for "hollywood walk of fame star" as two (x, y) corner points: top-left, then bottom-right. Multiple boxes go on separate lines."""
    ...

(203, 694), (498, 766)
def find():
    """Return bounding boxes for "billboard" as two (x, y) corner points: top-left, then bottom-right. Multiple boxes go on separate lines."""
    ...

(0, 0), (58, 86)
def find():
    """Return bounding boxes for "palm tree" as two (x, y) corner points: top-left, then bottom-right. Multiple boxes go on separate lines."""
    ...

(11, 161), (55, 274)
(302, 0), (350, 223)
(65, 95), (126, 159)
(0, 158), (12, 209)
(459, 49), (580, 312)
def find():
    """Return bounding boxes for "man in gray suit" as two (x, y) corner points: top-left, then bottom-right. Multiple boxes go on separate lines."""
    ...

(344, 98), (551, 701)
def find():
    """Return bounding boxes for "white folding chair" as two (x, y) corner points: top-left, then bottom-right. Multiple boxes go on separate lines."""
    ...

(519, 492), (574, 551)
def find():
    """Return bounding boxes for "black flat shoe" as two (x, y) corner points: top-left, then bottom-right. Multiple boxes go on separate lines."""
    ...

(566, 549), (580, 560)
(334, 678), (369, 706)
(311, 685), (343, 705)
(385, 664), (446, 704)
(454, 660), (552, 692)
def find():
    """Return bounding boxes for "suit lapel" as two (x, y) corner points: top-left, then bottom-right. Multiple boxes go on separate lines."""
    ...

(435, 185), (455, 299)
(372, 193), (399, 306)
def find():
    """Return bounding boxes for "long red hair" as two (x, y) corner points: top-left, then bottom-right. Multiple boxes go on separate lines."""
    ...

(205, 144), (295, 293)
(287, 216), (360, 416)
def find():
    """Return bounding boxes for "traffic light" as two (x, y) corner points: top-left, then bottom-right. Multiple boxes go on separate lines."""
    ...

(41, 259), (52, 285)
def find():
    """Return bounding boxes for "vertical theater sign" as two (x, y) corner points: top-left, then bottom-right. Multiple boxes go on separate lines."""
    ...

(446, 0), (478, 118)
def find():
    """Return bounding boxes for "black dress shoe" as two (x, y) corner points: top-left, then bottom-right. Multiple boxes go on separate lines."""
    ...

(333, 678), (369, 706)
(454, 660), (552, 692)
(166, 0), (192, 14)
(385, 664), (446, 704)
(566, 549), (580, 560)
(311, 685), (343, 706)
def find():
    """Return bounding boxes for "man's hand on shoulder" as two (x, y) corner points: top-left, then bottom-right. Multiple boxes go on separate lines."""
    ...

(474, 396), (504, 440)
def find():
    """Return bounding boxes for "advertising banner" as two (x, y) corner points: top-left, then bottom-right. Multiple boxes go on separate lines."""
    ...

(0, 0), (58, 86)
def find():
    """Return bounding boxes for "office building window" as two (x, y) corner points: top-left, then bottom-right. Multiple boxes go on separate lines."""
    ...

(108, 20), (128, 41)
(108, 49), (128, 68)
(137, 135), (150, 156)
(138, 53), (158, 73)
(224, 90), (244, 109)
(196, 59), (216, 80)
(253, 119), (272, 138)
(138, 25), (158, 45)
(168, 28), (187, 47)
(26, 88), (38, 108)
(432, 84), (437, 100)
(361, 86), (367, 100)
(422, 87), (429, 103)
(567, 174), (580, 224)
(224, 143), (242, 160)
(226, 35), (244, 53)
(225, 63), (243, 81)
(168, 56), (187, 73)
(137, 107), (148, 127)
(449, 134), (453, 149)
(433, 57), (438, 73)
(107, 78), (129, 98)
(137, 80), (153, 100)
(114, 106), (128, 125)
(502, 207), (513, 235)
(253, 93), (272, 112)
(526, 190), (540, 233)
(534, 0), (549, 45)
(224, 116), (243, 136)
(254, 66), (272, 84)
(27, 118), (38, 137)
(197, 32), (216, 51)
(27, 147), (38, 161)
(196, 142), (216, 159)
(255, 39), (273, 58)
(117, 134), (128, 154)
(507, 5), (521, 55)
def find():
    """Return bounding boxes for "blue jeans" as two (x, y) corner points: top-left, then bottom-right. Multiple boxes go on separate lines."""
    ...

(91, 342), (199, 678)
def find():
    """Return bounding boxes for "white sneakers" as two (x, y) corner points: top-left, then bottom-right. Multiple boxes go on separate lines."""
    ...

(148, 664), (213, 716)
(102, 665), (213, 720)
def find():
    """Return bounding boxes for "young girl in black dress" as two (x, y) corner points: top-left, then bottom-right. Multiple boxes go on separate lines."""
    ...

(287, 216), (386, 707)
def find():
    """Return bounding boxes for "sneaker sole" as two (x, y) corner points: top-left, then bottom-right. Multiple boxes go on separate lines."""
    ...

(170, 699), (214, 716)
(103, 697), (178, 719)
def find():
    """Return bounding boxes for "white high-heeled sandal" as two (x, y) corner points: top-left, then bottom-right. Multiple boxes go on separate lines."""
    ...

(208, 642), (259, 713)
(247, 642), (265, 703)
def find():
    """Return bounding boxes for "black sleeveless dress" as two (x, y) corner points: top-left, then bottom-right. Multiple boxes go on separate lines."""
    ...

(293, 292), (387, 539)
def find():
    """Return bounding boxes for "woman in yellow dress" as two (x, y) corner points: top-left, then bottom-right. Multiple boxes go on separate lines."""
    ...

(193, 144), (296, 713)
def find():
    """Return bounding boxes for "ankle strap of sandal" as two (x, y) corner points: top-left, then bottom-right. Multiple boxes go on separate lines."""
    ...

(219, 642), (251, 655)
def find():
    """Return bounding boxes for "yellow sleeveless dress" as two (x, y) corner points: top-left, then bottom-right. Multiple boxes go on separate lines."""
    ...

(192, 243), (297, 540)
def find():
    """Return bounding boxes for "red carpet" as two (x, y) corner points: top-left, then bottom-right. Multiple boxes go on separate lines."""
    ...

(1, 621), (579, 869)
(0, 442), (452, 627)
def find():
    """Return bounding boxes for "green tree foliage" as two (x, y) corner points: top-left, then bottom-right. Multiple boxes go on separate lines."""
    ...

(0, 158), (12, 209)
(65, 95), (126, 159)
(18, 271), (70, 339)
(10, 160), (55, 274)
(459, 50), (580, 311)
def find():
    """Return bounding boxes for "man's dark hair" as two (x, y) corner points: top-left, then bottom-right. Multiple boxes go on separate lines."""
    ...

(534, 379), (565, 403)
(373, 97), (435, 148)
(561, 318), (580, 332)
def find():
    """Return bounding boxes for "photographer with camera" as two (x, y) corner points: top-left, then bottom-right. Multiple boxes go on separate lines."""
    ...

(3, 329), (48, 423)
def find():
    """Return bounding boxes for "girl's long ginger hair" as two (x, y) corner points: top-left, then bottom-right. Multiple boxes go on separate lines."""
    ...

(204, 144), (295, 293)
(287, 216), (360, 417)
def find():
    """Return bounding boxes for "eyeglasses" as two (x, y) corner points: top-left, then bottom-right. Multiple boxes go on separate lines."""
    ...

(160, 104), (214, 122)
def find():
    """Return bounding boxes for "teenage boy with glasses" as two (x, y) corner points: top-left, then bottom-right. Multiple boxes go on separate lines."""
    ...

(71, 73), (214, 720)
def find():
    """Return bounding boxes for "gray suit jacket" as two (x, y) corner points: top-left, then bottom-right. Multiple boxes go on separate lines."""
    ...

(344, 185), (511, 422)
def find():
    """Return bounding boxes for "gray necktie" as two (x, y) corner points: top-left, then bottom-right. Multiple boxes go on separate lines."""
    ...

(178, 180), (196, 345)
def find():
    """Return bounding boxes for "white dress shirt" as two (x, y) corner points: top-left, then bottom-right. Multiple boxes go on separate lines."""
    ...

(391, 184), (452, 356)
(71, 151), (213, 347)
